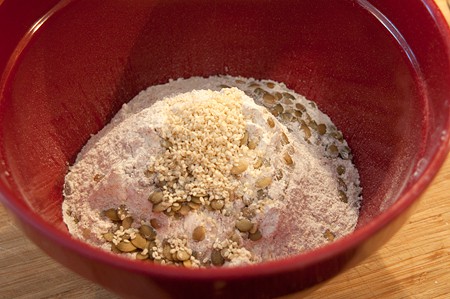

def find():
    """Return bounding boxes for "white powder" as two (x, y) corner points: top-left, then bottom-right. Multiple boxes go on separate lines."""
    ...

(62, 76), (362, 267)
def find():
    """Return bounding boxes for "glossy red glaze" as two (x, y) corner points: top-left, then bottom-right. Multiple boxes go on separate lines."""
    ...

(0, 0), (449, 298)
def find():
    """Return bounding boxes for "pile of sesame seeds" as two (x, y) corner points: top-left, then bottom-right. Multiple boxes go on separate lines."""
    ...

(148, 88), (247, 214)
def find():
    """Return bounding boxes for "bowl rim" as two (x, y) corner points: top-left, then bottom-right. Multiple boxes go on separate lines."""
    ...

(0, 0), (450, 281)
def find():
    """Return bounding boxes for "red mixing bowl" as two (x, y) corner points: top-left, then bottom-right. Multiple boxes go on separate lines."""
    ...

(0, 0), (449, 298)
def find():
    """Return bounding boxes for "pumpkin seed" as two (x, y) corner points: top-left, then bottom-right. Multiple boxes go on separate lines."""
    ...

(163, 244), (173, 261)
(280, 113), (293, 122)
(294, 110), (303, 118)
(256, 176), (272, 189)
(136, 252), (149, 260)
(148, 190), (163, 204)
(139, 224), (157, 240)
(152, 202), (169, 213)
(241, 207), (255, 218)
(131, 233), (147, 250)
(183, 259), (193, 267)
(103, 208), (120, 222)
(231, 159), (248, 175)
(177, 250), (191, 261)
(193, 226), (206, 241)
(249, 229), (262, 241)
(337, 165), (346, 175)
(265, 82), (275, 89)
(324, 229), (335, 241)
(122, 216), (133, 229)
(281, 98), (293, 105)
(338, 190), (348, 203)
(248, 139), (258, 150)
(331, 131), (344, 142)
(240, 131), (249, 147)
(150, 218), (162, 229)
(191, 196), (202, 204)
(253, 157), (263, 169)
(188, 201), (201, 210)
(111, 244), (121, 254)
(93, 174), (104, 182)
(283, 152), (294, 165)
(211, 250), (225, 266)
(281, 132), (290, 145)
(338, 178), (348, 191)
(283, 92), (296, 101)
(272, 104), (284, 117)
(116, 241), (137, 253)
(219, 84), (231, 89)
(171, 203), (182, 212)
(103, 232), (114, 242)
(178, 204), (191, 216)
(295, 102), (306, 112)
(211, 199), (225, 210)
(308, 119), (318, 131)
(300, 120), (312, 139)
(263, 93), (277, 106)
(317, 124), (327, 135)
(328, 144), (339, 155)
(236, 218), (253, 232)
(229, 232), (241, 244)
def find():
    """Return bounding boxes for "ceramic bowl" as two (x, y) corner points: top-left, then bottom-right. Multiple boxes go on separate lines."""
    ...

(0, 0), (449, 298)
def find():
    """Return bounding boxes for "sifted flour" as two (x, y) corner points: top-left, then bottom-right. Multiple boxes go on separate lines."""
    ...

(63, 76), (362, 267)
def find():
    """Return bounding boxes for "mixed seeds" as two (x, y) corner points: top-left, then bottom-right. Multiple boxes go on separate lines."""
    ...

(64, 76), (362, 268)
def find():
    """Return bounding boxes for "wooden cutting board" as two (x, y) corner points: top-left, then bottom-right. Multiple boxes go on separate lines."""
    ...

(1, 1), (449, 298)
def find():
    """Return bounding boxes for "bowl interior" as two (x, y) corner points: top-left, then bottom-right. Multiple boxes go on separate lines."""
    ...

(0, 0), (448, 270)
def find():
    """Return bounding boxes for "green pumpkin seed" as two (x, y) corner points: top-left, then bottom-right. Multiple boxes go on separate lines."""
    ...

(116, 241), (137, 253)
(256, 176), (272, 189)
(103, 208), (120, 222)
(122, 216), (133, 229)
(148, 190), (164, 204)
(193, 226), (206, 241)
(131, 233), (147, 250)
(236, 218), (253, 232)
(249, 229), (262, 241)
(338, 190), (348, 203)
(324, 229), (335, 241)
(231, 159), (248, 175)
(211, 250), (225, 266)
(139, 224), (157, 240)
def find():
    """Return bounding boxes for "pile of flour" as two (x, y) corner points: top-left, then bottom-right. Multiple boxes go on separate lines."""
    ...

(62, 76), (362, 267)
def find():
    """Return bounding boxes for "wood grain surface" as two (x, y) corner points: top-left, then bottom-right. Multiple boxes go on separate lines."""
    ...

(1, 1), (449, 298)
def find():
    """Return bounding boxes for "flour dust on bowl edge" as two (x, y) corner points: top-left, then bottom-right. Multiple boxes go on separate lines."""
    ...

(0, 0), (449, 298)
